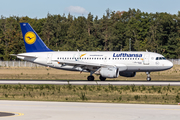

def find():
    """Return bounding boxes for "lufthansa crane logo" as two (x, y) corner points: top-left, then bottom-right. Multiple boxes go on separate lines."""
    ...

(25, 32), (36, 44)
(80, 53), (86, 58)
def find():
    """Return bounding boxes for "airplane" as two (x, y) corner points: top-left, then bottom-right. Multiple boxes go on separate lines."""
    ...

(11, 23), (173, 81)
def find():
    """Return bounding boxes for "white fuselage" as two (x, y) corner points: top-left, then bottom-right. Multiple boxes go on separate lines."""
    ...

(17, 51), (173, 73)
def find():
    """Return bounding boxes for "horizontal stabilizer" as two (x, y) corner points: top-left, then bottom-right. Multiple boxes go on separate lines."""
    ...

(10, 54), (37, 58)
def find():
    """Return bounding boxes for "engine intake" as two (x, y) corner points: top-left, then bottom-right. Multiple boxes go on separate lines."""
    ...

(100, 67), (119, 78)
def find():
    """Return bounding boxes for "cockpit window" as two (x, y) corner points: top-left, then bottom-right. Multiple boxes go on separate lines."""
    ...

(156, 57), (166, 60)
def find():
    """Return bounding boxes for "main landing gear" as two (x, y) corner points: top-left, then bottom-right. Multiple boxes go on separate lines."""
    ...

(146, 72), (151, 81)
(87, 72), (107, 81)
(87, 75), (107, 81)
(87, 71), (95, 81)
(87, 76), (94, 81)
(99, 76), (106, 81)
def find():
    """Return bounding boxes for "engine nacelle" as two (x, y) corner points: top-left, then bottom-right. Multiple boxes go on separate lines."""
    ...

(119, 72), (136, 77)
(100, 67), (119, 78)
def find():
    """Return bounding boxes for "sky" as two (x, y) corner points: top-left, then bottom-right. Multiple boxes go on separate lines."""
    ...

(0, 0), (180, 19)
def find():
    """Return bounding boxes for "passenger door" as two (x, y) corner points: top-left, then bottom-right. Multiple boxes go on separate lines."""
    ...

(143, 54), (149, 65)
(47, 53), (52, 64)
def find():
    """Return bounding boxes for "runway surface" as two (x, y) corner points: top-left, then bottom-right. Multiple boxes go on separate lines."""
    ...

(0, 100), (180, 120)
(0, 80), (180, 86)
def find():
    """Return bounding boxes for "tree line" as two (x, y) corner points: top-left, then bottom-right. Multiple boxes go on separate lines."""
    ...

(0, 8), (180, 60)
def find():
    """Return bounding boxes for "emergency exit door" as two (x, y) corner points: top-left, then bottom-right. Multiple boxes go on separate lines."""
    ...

(47, 54), (52, 64)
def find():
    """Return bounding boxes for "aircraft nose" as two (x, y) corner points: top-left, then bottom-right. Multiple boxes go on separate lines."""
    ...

(167, 61), (173, 69)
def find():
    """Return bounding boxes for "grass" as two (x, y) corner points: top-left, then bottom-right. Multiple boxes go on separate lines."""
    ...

(0, 65), (179, 80)
(0, 84), (180, 104)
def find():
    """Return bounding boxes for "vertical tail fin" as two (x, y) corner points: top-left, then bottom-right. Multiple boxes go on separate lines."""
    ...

(20, 23), (52, 52)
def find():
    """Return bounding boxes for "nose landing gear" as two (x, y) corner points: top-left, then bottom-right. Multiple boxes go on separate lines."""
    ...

(146, 72), (151, 81)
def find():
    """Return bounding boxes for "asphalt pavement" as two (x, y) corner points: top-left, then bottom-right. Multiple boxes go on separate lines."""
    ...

(0, 100), (180, 120)
(0, 80), (180, 86)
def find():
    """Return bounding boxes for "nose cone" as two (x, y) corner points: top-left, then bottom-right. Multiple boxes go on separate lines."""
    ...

(167, 61), (173, 69)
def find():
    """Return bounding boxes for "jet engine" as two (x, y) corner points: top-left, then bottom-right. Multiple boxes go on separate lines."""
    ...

(119, 72), (136, 77)
(100, 67), (119, 78)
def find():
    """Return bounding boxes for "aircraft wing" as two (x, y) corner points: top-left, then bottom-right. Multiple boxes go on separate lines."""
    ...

(53, 60), (126, 72)
(55, 60), (102, 67)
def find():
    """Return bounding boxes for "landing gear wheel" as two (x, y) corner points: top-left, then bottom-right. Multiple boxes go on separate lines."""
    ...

(146, 72), (151, 81)
(147, 77), (151, 81)
(87, 76), (94, 81)
(99, 76), (106, 81)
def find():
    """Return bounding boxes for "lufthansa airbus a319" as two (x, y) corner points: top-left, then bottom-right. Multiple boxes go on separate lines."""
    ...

(11, 23), (173, 81)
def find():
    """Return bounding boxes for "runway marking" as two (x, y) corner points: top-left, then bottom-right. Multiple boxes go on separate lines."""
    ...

(0, 111), (24, 118)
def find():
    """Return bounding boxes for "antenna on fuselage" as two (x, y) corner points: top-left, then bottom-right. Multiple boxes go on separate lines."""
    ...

(77, 49), (80, 59)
